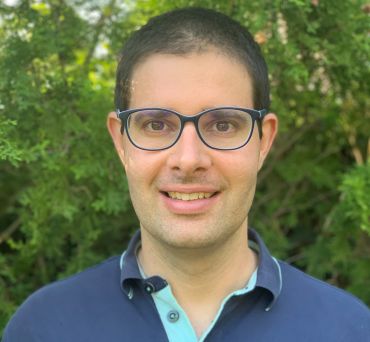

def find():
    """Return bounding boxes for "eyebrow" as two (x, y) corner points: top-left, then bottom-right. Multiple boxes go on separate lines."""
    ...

(205, 110), (248, 121)
(132, 110), (174, 123)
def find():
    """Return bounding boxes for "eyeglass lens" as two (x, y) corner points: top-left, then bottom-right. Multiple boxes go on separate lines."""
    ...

(126, 108), (253, 150)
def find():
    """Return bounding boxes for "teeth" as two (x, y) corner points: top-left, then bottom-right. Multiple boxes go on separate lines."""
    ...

(167, 192), (213, 201)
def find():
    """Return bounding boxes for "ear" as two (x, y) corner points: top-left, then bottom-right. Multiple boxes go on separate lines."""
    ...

(106, 111), (127, 169)
(258, 113), (278, 171)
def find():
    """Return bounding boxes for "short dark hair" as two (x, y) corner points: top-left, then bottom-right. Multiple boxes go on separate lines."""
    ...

(115, 7), (270, 111)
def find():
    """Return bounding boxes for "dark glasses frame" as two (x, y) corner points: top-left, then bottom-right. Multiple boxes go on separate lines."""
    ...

(116, 107), (267, 151)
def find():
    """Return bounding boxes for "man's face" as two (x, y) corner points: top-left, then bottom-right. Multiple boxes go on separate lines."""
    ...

(108, 51), (277, 251)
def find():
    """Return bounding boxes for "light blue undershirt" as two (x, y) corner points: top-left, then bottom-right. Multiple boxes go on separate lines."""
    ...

(136, 249), (258, 342)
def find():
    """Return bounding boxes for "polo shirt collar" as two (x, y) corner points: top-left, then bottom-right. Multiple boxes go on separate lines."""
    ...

(120, 230), (168, 297)
(119, 230), (141, 289)
(120, 228), (282, 310)
(248, 229), (282, 310)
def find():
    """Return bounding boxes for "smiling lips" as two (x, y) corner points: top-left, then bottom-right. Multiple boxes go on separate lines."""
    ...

(161, 189), (219, 214)
(167, 191), (214, 201)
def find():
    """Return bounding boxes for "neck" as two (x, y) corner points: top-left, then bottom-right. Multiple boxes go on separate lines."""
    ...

(139, 224), (257, 293)
(138, 225), (258, 336)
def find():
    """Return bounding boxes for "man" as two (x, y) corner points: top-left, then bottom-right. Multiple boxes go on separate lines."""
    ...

(3, 7), (370, 342)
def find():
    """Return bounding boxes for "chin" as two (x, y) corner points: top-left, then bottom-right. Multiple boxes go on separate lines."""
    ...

(154, 224), (233, 251)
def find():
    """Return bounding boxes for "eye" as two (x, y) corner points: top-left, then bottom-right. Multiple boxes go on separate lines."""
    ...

(214, 121), (234, 132)
(146, 120), (166, 131)
(200, 110), (246, 135)
(207, 120), (237, 134)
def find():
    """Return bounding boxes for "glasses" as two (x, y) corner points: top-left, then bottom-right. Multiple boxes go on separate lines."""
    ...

(116, 107), (267, 151)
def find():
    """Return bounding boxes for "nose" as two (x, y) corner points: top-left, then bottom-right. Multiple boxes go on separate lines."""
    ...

(166, 122), (212, 174)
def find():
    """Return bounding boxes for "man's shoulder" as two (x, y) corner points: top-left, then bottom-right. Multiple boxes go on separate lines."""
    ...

(276, 260), (370, 325)
(3, 256), (122, 341)
(28, 255), (120, 300)
(279, 260), (367, 306)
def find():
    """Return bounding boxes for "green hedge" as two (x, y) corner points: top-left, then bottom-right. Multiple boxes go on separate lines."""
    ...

(1, 0), (369, 333)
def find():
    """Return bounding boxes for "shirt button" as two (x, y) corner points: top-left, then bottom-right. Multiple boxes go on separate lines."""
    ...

(144, 282), (155, 294)
(167, 310), (179, 323)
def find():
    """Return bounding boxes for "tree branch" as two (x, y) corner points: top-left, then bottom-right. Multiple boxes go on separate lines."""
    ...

(347, 131), (364, 165)
(83, 0), (116, 71)
(0, 218), (21, 244)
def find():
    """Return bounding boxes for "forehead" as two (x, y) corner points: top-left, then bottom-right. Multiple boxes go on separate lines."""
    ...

(129, 51), (253, 111)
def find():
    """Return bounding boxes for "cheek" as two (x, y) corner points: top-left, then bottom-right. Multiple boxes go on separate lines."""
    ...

(219, 148), (260, 185)
(125, 160), (149, 189)
(124, 148), (164, 191)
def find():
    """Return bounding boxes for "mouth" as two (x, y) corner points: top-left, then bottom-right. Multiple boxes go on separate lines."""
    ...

(164, 191), (217, 201)
(159, 189), (220, 214)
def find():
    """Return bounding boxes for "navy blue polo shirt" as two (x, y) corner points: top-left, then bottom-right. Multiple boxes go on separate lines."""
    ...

(3, 229), (370, 341)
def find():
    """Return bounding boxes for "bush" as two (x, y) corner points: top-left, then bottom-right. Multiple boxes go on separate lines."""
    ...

(1, 0), (369, 333)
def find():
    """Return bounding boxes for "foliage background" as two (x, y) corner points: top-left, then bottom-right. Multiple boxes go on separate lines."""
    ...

(0, 0), (369, 333)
